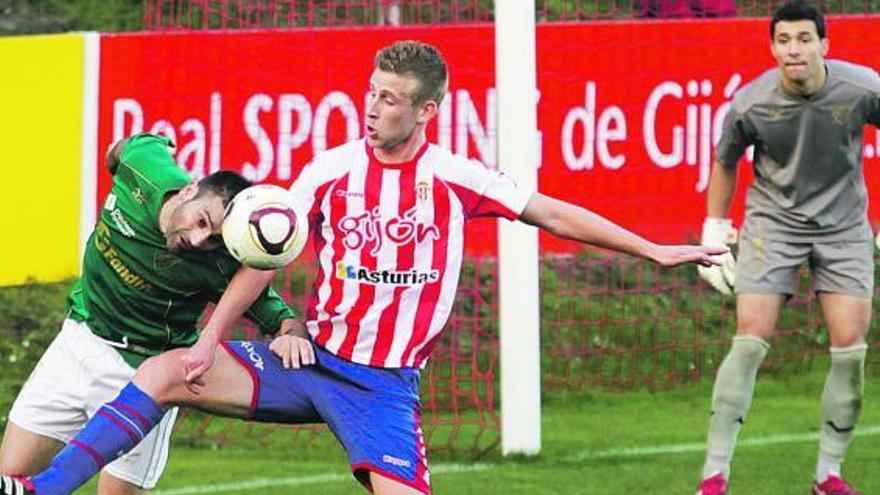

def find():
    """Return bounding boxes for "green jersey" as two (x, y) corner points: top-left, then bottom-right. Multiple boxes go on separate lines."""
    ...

(67, 133), (294, 367)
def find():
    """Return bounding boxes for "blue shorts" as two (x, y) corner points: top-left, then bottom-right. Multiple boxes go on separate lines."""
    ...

(221, 341), (431, 494)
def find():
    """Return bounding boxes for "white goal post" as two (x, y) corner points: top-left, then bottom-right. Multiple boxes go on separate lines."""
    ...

(495, 0), (542, 456)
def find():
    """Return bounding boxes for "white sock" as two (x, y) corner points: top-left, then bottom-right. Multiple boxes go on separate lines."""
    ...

(702, 336), (770, 480)
(815, 344), (867, 483)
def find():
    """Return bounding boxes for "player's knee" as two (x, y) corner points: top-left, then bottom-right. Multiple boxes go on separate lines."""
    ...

(0, 423), (57, 475)
(829, 332), (866, 348)
(0, 455), (18, 476)
(735, 316), (775, 339)
(134, 352), (186, 406)
(0, 450), (37, 477)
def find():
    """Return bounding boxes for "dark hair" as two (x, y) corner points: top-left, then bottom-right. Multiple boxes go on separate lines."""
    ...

(195, 171), (251, 207)
(771, 1), (825, 39)
(374, 40), (448, 105)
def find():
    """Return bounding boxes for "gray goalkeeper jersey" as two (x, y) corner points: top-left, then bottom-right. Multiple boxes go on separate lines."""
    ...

(715, 59), (880, 241)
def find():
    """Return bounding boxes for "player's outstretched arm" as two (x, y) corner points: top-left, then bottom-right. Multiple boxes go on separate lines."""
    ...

(183, 266), (278, 387)
(519, 193), (726, 267)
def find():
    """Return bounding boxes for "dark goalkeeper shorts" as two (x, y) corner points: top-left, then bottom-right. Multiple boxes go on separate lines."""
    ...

(735, 234), (874, 297)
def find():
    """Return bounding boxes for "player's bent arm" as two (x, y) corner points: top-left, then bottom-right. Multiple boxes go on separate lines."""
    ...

(183, 266), (279, 384)
(200, 266), (279, 344)
(706, 160), (738, 218)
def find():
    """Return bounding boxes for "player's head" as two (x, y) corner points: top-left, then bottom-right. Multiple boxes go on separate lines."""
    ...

(366, 40), (448, 152)
(164, 171), (251, 252)
(770, 1), (828, 88)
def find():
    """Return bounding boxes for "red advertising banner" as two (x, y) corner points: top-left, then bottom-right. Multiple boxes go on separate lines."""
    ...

(98, 17), (880, 254)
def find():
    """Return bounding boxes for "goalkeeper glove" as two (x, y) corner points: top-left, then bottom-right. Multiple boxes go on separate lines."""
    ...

(698, 217), (737, 295)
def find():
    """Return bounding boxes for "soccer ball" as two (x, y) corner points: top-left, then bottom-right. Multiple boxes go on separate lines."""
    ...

(222, 184), (308, 270)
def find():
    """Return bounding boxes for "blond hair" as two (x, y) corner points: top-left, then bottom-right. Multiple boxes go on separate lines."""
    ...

(374, 40), (448, 105)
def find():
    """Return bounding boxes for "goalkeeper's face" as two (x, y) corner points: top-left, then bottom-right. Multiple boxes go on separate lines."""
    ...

(365, 69), (435, 152)
(770, 20), (828, 88)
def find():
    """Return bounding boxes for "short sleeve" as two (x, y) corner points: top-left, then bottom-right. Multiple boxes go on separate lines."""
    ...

(714, 105), (753, 169)
(868, 72), (880, 127)
(464, 160), (532, 220)
(119, 133), (179, 178)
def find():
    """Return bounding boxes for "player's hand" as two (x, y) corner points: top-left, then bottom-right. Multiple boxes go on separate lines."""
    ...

(697, 217), (737, 295)
(269, 319), (315, 369)
(182, 332), (219, 394)
(875, 232), (880, 251)
(648, 244), (729, 268)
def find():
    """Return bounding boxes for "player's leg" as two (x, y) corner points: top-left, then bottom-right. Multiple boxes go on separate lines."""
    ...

(134, 345), (254, 417)
(305, 347), (431, 495)
(93, 407), (177, 495)
(811, 238), (872, 493)
(699, 236), (808, 493)
(0, 423), (63, 475)
(71, 323), (183, 495)
(4, 408), (164, 495)
(701, 293), (781, 481)
(0, 318), (162, 495)
(0, 320), (97, 476)
(28, 343), (254, 495)
(819, 292), (870, 347)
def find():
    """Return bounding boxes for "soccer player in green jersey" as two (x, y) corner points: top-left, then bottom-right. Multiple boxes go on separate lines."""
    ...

(695, 2), (880, 494)
(0, 133), (312, 495)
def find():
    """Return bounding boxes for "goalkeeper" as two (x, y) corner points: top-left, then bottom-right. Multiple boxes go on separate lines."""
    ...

(695, 2), (880, 495)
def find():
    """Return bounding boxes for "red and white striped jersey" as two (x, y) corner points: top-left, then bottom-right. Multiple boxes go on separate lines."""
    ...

(290, 139), (532, 368)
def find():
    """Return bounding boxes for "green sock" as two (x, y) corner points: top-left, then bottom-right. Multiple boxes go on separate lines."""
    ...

(702, 335), (770, 480)
(816, 343), (867, 483)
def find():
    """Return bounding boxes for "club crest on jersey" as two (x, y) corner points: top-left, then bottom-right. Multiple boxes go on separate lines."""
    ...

(338, 206), (440, 256)
(416, 180), (431, 202)
(769, 107), (796, 122)
(830, 105), (851, 126)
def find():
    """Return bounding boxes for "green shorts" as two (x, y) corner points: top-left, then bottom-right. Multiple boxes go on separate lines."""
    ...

(735, 235), (874, 297)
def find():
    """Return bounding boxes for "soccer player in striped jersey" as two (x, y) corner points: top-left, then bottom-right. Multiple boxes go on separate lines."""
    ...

(0, 134), (309, 495)
(695, 2), (880, 494)
(1, 41), (724, 495)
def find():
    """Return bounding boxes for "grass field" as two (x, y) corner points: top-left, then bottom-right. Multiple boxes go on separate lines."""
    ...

(68, 359), (879, 495)
(6, 282), (880, 495)
(4, 278), (879, 494)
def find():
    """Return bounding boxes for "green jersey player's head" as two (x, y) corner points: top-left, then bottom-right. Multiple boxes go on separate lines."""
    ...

(160, 171), (251, 252)
(365, 40), (448, 156)
(770, 1), (828, 95)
